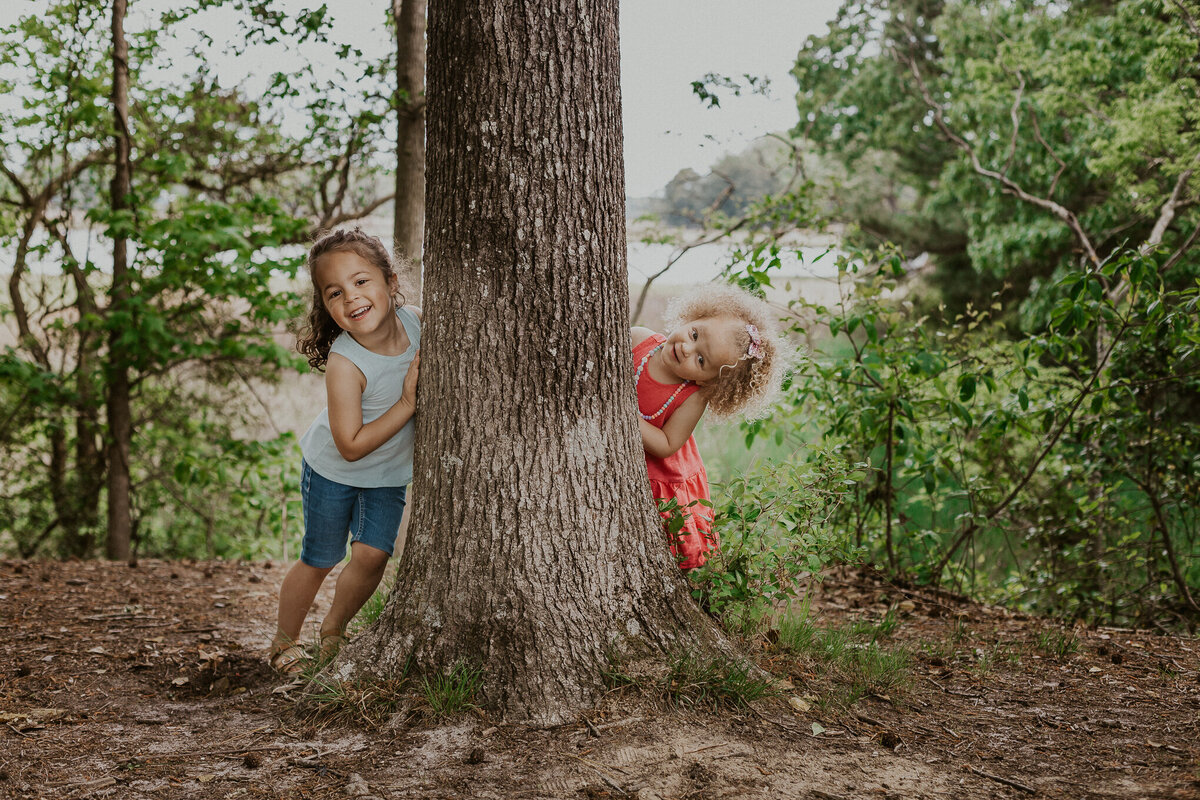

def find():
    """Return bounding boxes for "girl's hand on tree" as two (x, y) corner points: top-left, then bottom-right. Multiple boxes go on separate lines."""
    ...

(402, 351), (420, 407)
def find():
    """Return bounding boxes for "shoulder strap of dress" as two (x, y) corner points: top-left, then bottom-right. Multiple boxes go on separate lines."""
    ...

(632, 332), (664, 360)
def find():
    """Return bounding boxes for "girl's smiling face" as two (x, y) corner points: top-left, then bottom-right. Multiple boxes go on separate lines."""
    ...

(314, 250), (399, 335)
(661, 315), (745, 385)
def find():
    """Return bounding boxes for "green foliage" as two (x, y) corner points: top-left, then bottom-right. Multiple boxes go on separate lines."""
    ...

(660, 652), (780, 710)
(645, 137), (806, 227)
(0, 0), (393, 559)
(685, 450), (863, 627)
(421, 662), (485, 717)
(731, 242), (1200, 628)
(793, 0), (1200, 320)
(772, 607), (912, 705)
(1034, 629), (1080, 660)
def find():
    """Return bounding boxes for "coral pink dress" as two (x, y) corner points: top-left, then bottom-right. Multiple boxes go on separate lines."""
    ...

(634, 334), (717, 570)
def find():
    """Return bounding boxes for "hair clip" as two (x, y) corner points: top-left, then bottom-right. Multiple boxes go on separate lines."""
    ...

(745, 324), (764, 359)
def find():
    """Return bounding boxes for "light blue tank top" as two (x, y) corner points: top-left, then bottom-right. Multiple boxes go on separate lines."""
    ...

(299, 305), (420, 488)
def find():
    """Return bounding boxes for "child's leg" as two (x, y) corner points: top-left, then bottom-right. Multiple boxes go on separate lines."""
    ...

(318, 483), (406, 641)
(319, 541), (390, 640)
(272, 460), (355, 653)
(274, 560), (335, 647)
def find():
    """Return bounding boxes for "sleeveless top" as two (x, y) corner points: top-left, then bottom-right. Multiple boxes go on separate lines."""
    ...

(299, 305), (420, 488)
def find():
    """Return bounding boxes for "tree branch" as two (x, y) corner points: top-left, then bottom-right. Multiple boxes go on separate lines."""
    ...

(1002, 73), (1025, 176)
(931, 313), (1132, 582)
(896, 47), (1102, 267)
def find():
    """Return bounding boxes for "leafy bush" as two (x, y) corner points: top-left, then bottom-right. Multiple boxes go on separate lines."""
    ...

(726, 245), (1200, 628)
(686, 448), (863, 626)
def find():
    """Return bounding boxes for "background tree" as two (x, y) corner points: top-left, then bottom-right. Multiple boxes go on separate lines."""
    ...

(0, 0), (395, 559)
(392, 0), (426, 288)
(106, 0), (133, 559)
(333, 0), (722, 723)
(753, 0), (1200, 625)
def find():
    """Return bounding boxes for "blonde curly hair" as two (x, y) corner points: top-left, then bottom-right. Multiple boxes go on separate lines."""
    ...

(663, 284), (790, 420)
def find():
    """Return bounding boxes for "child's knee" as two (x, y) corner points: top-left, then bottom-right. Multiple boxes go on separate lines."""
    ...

(350, 541), (390, 573)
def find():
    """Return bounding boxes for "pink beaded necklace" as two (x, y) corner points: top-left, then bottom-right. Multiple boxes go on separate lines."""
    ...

(635, 343), (692, 421)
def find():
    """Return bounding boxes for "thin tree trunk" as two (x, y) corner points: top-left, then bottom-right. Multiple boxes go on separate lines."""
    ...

(106, 0), (133, 561)
(392, 0), (426, 294)
(331, 0), (722, 725)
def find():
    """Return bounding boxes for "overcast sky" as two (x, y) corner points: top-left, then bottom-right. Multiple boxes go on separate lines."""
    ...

(302, 0), (843, 197)
(15, 0), (843, 199)
(619, 1), (842, 196)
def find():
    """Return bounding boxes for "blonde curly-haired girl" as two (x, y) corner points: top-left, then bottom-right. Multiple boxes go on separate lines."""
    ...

(632, 284), (787, 570)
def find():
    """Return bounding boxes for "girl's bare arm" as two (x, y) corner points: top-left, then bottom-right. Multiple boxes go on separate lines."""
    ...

(327, 352), (420, 462)
(639, 392), (706, 459)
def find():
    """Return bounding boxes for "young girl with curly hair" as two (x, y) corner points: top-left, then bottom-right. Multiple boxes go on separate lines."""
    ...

(269, 228), (421, 674)
(632, 284), (786, 569)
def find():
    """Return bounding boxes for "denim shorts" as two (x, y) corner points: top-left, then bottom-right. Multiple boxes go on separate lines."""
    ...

(300, 460), (407, 568)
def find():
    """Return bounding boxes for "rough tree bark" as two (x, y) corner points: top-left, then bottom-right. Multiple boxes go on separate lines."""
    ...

(329, 0), (721, 724)
(105, 0), (133, 561)
(392, 0), (426, 291)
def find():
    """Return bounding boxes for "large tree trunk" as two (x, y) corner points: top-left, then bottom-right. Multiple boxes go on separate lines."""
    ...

(105, 0), (133, 560)
(392, 0), (426, 291)
(331, 0), (720, 724)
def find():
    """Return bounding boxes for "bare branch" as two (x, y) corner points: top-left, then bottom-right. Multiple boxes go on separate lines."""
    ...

(896, 46), (1102, 266)
(1161, 216), (1200, 274)
(316, 123), (364, 230)
(1170, 0), (1200, 39)
(1002, 73), (1025, 176)
(0, 159), (34, 206)
(630, 217), (750, 324)
(1143, 159), (1196, 252)
(311, 192), (397, 238)
(1028, 108), (1069, 199)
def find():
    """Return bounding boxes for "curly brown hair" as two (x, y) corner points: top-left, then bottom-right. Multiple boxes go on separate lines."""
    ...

(296, 228), (407, 370)
(663, 284), (790, 420)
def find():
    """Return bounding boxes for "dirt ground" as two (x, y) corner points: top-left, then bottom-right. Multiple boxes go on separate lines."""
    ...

(1, 558), (1198, 800)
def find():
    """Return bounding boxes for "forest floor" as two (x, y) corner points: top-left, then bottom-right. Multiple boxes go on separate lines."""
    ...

(1, 558), (1198, 800)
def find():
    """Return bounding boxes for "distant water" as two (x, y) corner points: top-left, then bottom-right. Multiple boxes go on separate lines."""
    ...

(5, 224), (841, 285)
(626, 239), (840, 286)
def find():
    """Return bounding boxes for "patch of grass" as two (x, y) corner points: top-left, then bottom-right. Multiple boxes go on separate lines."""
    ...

(601, 651), (640, 690)
(350, 579), (393, 635)
(775, 607), (820, 653)
(302, 673), (411, 728)
(661, 652), (780, 711)
(422, 661), (484, 717)
(849, 608), (899, 642)
(828, 642), (912, 706)
(1035, 629), (1079, 659)
(770, 606), (912, 707)
(919, 639), (956, 663)
(971, 648), (995, 679)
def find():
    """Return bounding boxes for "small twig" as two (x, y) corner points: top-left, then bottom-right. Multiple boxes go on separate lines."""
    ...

(583, 716), (601, 738)
(123, 744), (289, 762)
(288, 755), (348, 778)
(560, 751), (630, 776)
(593, 770), (627, 795)
(968, 764), (1037, 795)
(922, 675), (983, 698)
(592, 716), (644, 732)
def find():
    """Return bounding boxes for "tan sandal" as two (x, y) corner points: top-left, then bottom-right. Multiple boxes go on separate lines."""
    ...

(318, 631), (348, 662)
(268, 641), (308, 675)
